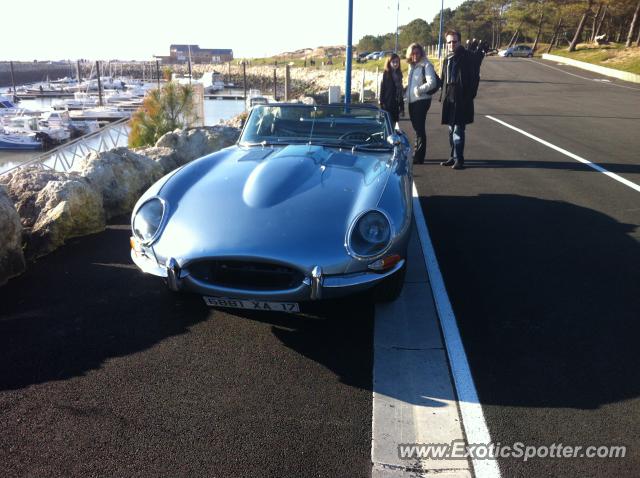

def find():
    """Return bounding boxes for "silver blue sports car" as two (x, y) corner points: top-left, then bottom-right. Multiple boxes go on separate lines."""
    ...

(130, 103), (413, 312)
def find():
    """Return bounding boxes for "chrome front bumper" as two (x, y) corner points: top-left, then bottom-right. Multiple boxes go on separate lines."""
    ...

(131, 249), (404, 301)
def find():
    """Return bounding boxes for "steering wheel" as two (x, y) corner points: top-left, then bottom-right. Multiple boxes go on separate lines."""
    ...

(338, 131), (373, 142)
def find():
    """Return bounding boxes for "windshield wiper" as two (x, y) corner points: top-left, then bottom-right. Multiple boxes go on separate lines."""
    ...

(306, 140), (389, 151)
(351, 143), (392, 152)
(240, 140), (275, 147)
(275, 138), (309, 144)
(273, 138), (342, 148)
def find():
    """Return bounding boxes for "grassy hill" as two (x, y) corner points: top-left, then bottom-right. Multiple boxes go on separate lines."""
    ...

(543, 43), (640, 75)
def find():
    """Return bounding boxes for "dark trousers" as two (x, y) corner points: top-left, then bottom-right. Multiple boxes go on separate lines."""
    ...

(448, 124), (466, 163)
(408, 99), (431, 163)
(384, 105), (400, 125)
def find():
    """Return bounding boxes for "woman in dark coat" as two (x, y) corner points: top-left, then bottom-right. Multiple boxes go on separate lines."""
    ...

(379, 53), (404, 125)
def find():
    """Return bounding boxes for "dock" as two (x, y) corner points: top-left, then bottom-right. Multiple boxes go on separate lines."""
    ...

(204, 93), (245, 100)
(15, 90), (244, 101)
(14, 91), (75, 100)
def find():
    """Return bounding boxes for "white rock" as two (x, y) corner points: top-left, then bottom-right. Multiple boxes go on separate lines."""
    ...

(76, 147), (164, 219)
(2, 166), (104, 259)
(155, 126), (240, 165)
(29, 178), (105, 257)
(135, 146), (181, 174)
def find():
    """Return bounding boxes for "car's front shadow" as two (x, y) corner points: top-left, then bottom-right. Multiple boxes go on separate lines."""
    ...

(210, 297), (375, 392)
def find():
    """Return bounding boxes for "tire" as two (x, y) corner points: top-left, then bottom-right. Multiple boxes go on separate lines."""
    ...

(527, 53), (533, 58)
(506, 53), (513, 57)
(372, 264), (407, 303)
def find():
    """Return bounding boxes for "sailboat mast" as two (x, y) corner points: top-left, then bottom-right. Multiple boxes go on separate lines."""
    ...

(188, 45), (193, 84)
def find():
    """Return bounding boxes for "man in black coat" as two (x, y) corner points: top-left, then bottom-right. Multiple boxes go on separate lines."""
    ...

(440, 30), (480, 170)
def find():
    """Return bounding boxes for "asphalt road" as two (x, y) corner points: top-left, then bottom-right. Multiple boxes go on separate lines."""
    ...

(0, 222), (374, 477)
(407, 56), (640, 477)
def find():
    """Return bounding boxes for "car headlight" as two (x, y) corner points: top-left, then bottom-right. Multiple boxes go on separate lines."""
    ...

(347, 210), (392, 258)
(132, 198), (166, 244)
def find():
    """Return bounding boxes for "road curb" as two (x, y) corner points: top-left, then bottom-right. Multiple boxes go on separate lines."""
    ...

(541, 53), (640, 84)
(371, 221), (472, 477)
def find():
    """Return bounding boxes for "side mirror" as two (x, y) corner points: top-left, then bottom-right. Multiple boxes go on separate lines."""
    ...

(387, 133), (402, 146)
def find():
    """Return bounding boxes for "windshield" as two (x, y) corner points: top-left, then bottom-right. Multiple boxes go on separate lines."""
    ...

(239, 104), (392, 149)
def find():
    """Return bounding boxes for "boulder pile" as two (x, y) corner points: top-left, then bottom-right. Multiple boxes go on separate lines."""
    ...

(0, 123), (241, 285)
(75, 148), (164, 220)
(2, 167), (105, 259)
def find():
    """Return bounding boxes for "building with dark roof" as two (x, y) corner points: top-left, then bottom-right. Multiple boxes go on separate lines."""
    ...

(164, 45), (233, 64)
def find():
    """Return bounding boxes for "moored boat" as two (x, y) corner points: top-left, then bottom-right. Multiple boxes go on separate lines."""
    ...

(245, 89), (269, 109)
(1, 114), (71, 147)
(0, 130), (43, 151)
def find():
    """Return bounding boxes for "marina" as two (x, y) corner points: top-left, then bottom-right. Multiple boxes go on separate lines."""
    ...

(0, 86), (245, 174)
(1, 117), (131, 175)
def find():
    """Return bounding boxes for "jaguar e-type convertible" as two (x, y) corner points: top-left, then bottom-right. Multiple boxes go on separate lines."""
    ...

(130, 103), (413, 312)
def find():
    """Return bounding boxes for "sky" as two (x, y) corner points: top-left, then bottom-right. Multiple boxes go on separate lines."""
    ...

(4, 0), (464, 61)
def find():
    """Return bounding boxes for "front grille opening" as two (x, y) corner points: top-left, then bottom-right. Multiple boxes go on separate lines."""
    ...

(188, 260), (304, 291)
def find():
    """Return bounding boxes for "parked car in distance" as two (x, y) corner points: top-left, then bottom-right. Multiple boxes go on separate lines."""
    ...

(356, 51), (370, 63)
(365, 51), (382, 60)
(130, 103), (414, 312)
(498, 45), (534, 57)
(367, 51), (394, 60)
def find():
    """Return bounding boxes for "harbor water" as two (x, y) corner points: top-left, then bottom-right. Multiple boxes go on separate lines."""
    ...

(0, 93), (245, 175)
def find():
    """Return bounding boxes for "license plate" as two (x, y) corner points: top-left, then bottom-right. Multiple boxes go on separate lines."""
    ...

(203, 296), (300, 313)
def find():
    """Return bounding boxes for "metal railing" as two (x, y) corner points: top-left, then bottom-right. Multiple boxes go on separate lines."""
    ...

(0, 118), (131, 177)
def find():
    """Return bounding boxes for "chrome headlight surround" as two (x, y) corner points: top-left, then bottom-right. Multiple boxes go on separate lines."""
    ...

(346, 209), (394, 260)
(131, 197), (168, 246)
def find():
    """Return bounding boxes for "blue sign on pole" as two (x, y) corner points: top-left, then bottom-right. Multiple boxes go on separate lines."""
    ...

(345, 0), (353, 108)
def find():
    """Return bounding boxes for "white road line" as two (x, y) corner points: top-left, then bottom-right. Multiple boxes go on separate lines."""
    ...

(527, 59), (640, 91)
(411, 184), (501, 478)
(372, 227), (471, 477)
(486, 115), (640, 193)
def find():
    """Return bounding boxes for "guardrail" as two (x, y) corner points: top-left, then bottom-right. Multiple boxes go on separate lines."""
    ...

(0, 118), (131, 177)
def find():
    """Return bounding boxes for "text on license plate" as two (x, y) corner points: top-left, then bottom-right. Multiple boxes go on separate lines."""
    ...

(203, 296), (300, 313)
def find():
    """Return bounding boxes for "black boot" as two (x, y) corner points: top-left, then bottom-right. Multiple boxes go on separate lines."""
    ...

(440, 158), (455, 166)
(451, 159), (464, 170)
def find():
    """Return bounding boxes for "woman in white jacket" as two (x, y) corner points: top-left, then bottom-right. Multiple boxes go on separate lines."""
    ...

(405, 43), (438, 164)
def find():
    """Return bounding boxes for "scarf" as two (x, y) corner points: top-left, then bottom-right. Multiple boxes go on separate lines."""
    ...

(445, 47), (464, 102)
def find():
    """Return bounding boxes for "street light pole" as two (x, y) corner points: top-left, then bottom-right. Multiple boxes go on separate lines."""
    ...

(395, 0), (400, 53)
(345, 0), (353, 107)
(438, 0), (444, 59)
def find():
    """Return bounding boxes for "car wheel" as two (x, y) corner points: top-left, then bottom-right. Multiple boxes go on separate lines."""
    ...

(372, 264), (406, 303)
(527, 53), (533, 58)
(506, 53), (513, 57)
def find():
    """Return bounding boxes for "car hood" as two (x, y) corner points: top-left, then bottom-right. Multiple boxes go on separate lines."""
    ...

(152, 144), (391, 272)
